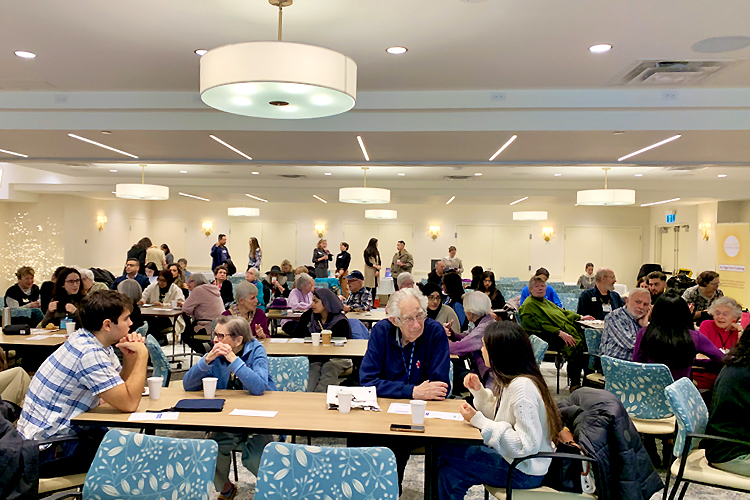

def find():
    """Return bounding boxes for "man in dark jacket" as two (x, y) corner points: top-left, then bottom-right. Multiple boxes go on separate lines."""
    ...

(558, 388), (663, 500)
(576, 268), (624, 320)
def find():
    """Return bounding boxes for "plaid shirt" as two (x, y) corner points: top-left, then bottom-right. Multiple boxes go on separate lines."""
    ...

(344, 287), (372, 311)
(18, 329), (123, 441)
(600, 307), (640, 360)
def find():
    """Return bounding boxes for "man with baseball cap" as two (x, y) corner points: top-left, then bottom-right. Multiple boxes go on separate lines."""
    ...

(342, 270), (372, 312)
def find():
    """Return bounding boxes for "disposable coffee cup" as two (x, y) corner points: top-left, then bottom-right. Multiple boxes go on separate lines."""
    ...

(171, 299), (179, 309)
(203, 377), (218, 398)
(322, 329), (332, 345)
(147, 376), (163, 400)
(410, 399), (427, 425)
(311, 332), (321, 346)
(338, 389), (353, 413)
(65, 322), (76, 335)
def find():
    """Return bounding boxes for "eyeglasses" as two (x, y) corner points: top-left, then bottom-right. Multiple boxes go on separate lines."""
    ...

(427, 294), (441, 302)
(65, 279), (80, 285)
(399, 312), (426, 325)
(214, 333), (238, 341)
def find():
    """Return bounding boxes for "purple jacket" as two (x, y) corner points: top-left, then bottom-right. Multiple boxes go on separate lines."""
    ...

(632, 327), (724, 380)
(449, 314), (495, 377)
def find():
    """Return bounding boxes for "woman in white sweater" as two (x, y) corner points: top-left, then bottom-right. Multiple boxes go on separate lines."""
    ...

(140, 269), (184, 345)
(437, 321), (562, 499)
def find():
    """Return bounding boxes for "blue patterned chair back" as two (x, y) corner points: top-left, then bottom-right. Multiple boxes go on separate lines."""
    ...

(145, 334), (170, 386)
(268, 356), (309, 392)
(528, 335), (548, 365)
(83, 429), (218, 500)
(255, 442), (399, 500)
(665, 377), (709, 457)
(584, 328), (602, 370)
(559, 293), (579, 311)
(135, 323), (149, 336)
(349, 318), (370, 340)
(601, 355), (674, 419)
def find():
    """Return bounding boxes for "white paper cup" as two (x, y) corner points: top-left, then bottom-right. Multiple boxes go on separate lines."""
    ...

(338, 389), (353, 413)
(311, 332), (321, 346)
(203, 377), (218, 398)
(410, 399), (427, 425)
(65, 322), (75, 335)
(171, 299), (179, 309)
(147, 376), (163, 400)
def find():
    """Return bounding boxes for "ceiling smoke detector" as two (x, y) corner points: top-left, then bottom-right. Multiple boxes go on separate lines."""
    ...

(618, 60), (733, 86)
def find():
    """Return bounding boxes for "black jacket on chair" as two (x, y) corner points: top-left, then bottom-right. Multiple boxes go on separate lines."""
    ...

(558, 388), (663, 500)
(0, 399), (38, 499)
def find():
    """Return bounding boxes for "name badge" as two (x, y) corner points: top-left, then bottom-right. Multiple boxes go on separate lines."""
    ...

(602, 304), (612, 313)
(591, 297), (597, 302)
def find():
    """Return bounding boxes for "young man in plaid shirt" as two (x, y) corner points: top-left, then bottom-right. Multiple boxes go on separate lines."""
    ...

(342, 270), (372, 312)
(17, 290), (149, 477)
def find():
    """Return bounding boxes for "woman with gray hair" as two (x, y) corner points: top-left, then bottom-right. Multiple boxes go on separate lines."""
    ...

(447, 291), (495, 379)
(282, 272), (315, 334)
(695, 296), (744, 391)
(117, 279), (144, 332)
(223, 281), (269, 340)
(79, 268), (108, 297)
(182, 272), (225, 339)
(182, 315), (276, 499)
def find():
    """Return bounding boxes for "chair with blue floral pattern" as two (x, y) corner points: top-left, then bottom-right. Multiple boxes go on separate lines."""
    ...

(145, 334), (170, 386)
(528, 335), (548, 365)
(601, 355), (676, 436)
(81, 429), (218, 500)
(135, 322), (149, 336)
(268, 356), (309, 392)
(583, 328), (605, 386)
(255, 443), (399, 500)
(663, 378), (750, 500)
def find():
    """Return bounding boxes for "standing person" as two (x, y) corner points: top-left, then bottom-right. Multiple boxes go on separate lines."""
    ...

(125, 237), (150, 275)
(364, 238), (381, 303)
(476, 271), (506, 310)
(390, 240), (414, 291)
(694, 296), (743, 391)
(145, 242), (167, 269)
(576, 263), (596, 290)
(18, 290), (147, 478)
(4, 266), (40, 309)
(437, 322), (561, 499)
(312, 239), (333, 278)
(38, 268), (84, 329)
(247, 236), (262, 271)
(683, 271), (724, 325)
(40, 266), (66, 314)
(576, 268), (624, 320)
(336, 242), (351, 298)
(161, 244), (174, 266)
(210, 234), (231, 273)
(442, 246), (464, 276)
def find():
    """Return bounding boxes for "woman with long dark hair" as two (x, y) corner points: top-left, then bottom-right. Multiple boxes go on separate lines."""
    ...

(363, 238), (381, 302)
(161, 243), (174, 266)
(125, 237), (151, 275)
(38, 267), (84, 329)
(633, 292), (725, 380)
(437, 321), (562, 498)
(705, 326), (750, 476)
(442, 272), (467, 329)
(476, 271), (506, 310)
(468, 266), (484, 290)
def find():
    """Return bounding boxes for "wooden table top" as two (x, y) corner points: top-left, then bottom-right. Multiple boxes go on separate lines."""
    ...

(265, 309), (304, 320)
(346, 309), (387, 322)
(262, 338), (369, 357)
(140, 306), (183, 317)
(0, 329), (67, 347)
(73, 387), (482, 442)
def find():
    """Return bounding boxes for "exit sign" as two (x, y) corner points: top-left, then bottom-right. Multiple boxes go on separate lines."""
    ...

(666, 213), (676, 223)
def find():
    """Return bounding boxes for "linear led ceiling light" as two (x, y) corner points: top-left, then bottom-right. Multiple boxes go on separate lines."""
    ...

(245, 194), (269, 202)
(313, 195), (327, 203)
(0, 148), (28, 158)
(357, 135), (370, 161)
(339, 167), (390, 204)
(228, 207), (260, 216)
(640, 198), (680, 207)
(576, 167), (635, 206)
(68, 134), (139, 158)
(178, 192), (210, 201)
(446, 196), (456, 205)
(199, 0), (356, 119)
(617, 135), (681, 162)
(509, 196), (528, 205)
(489, 135), (517, 161)
(209, 135), (253, 160)
(115, 164), (169, 200)
(513, 211), (548, 221)
(365, 209), (397, 219)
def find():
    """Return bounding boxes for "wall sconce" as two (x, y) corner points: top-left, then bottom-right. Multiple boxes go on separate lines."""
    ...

(542, 227), (554, 242)
(202, 221), (213, 236)
(429, 226), (440, 240)
(96, 215), (107, 231)
(699, 222), (711, 241)
(315, 224), (326, 238)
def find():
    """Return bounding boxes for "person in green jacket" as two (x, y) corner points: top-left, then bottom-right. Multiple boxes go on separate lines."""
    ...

(519, 275), (595, 390)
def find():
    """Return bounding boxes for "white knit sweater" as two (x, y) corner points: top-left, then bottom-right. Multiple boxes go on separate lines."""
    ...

(469, 376), (555, 476)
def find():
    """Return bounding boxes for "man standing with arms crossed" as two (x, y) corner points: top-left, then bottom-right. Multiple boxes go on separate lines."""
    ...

(390, 240), (414, 291)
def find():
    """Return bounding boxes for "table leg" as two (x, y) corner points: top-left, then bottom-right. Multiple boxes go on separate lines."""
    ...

(424, 441), (439, 500)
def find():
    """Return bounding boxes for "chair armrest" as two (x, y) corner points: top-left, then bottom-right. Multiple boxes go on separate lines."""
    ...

(507, 452), (596, 500)
(41, 492), (82, 500)
(686, 432), (750, 449)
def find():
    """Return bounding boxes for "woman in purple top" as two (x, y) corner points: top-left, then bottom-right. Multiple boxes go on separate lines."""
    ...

(447, 291), (495, 378)
(633, 292), (725, 380)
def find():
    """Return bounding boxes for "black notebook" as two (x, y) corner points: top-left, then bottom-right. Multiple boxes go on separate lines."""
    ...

(149, 399), (225, 412)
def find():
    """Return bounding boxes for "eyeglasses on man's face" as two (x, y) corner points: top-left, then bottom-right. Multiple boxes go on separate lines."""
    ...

(399, 311), (426, 325)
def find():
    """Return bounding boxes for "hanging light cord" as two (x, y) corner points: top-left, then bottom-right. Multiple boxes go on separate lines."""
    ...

(278, 4), (283, 41)
(362, 167), (369, 187)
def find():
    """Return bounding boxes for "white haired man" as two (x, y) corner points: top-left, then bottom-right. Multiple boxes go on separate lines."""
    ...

(600, 288), (651, 360)
(396, 272), (415, 289)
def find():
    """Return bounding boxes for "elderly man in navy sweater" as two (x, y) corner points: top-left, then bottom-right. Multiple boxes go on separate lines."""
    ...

(356, 287), (451, 492)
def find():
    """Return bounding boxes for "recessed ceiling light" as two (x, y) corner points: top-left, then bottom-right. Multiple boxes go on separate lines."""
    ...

(613, 131), (625, 135)
(554, 173), (562, 177)
(398, 173), (406, 176)
(109, 169), (118, 173)
(252, 171), (260, 175)
(718, 174), (727, 178)
(14, 50), (36, 59)
(618, 135), (681, 162)
(446, 196), (456, 205)
(356, 135), (370, 161)
(634, 174), (643, 177)
(489, 134), (518, 161)
(67, 133), (138, 158)
(180, 170), (188, 174)
(386, 46), (408, 55)
(589, 44), (612, 53)
(313, 195), (327, 203)
(246, 193), (269, 203)
(194, 49), (208, 56)
(324, 172), (332, 176)
(509, 196), (528, 206)
(101, 131), (112, 135)
(178, 192), (210, 202)
(640, 197), (680, 207)
(209, 134), (253, 161)
(0, 148), (29, 158)
(474, 173), (482, 176)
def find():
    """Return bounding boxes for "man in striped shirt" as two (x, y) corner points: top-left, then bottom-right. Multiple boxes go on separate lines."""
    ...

(17, 290), (148, 477)
(600, 288), (651, 360)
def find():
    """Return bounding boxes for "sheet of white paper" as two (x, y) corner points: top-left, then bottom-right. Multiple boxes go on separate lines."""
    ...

(387, 403), (412, 414)
(288, 338), (305, 343)
(31, 328), (51, 334)
(128, 412), (179, 421)
(229, 409), (278, 417)
(152, 308), (172, 311)
(425, 411), (463, 421)
(49, 334), (68, 338)
(269, 338), (288, 343)
(25, 335), (52, 340)
(326, 385), (378, 409)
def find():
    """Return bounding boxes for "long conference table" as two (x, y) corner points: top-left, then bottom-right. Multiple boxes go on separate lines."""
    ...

(261, 338), (369, 357)
(72, 387), (481, 499)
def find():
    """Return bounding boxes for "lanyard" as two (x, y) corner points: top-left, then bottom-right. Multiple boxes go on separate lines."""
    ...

(400, 338), (416, 381)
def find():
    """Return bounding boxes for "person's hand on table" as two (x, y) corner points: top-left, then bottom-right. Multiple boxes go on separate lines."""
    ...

(65, 303), (77, 314)
(254, 324), (266, 340)
(413, 380), (448, 401)
(48, 301), (58, 313)
(137, 300), (145, 306)
(463, 373), (482, 392)
(459, 402), (477, 422)
(177, 299), (184, 307)
(559, 331), (577, 347)
(580, 315), (595, 321)
(153, 302), (163, 307)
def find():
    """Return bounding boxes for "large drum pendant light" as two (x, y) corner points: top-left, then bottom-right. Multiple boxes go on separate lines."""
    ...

(577, 167), (635, 206)
(200, 0), (357, 120)
(116, 164), (169, 200)
(339, 167), (391, 204)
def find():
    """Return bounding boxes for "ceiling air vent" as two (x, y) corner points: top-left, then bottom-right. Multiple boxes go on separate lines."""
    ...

(279, 174), (306, 179)
(444, 175), (473, 180)
(618, 60), (732, 86)
(666, 166), (707, 172)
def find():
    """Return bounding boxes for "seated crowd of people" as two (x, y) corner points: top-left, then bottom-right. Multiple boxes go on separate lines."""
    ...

(2, 244), (749, 500)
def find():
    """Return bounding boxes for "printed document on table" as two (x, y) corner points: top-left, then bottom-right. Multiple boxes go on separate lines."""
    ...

(326, 385), (379, 410)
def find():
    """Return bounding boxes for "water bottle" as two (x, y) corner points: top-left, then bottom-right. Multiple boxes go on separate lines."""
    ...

(60, 315), (69, 330)
(2, 307), (10, 327)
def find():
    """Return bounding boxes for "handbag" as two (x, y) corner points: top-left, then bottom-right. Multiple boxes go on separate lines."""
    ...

(2, 325), (30, 336)
(542, 438), (596, 494)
